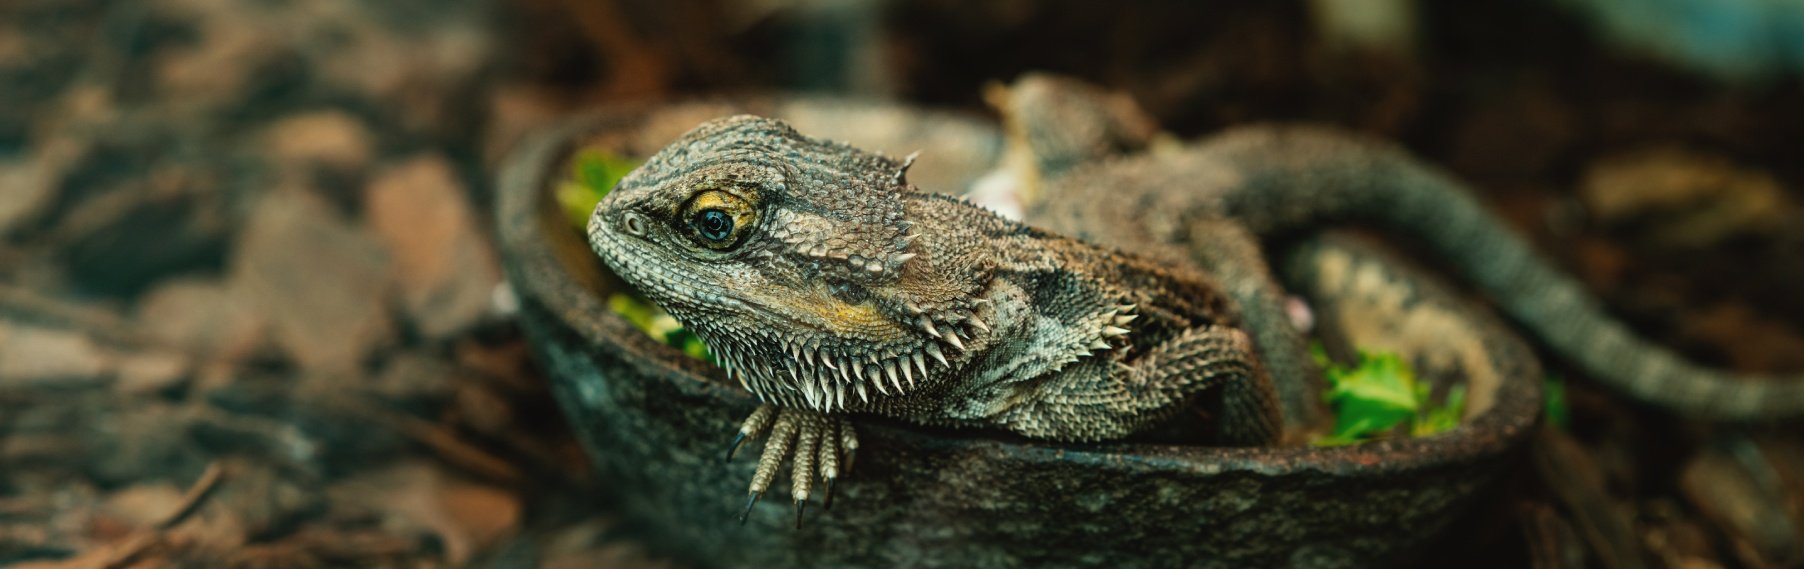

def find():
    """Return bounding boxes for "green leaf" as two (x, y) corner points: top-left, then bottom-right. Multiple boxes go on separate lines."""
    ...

(1309, 341), (1332, 367)
(558, 149), (641, 230)
(607, 293), (714, 362)
(574, 148), (639, 192)
(556, 182), (607, 231)
(1311, 345), (1467, 446)
(669, 328), (717, 364)
(1321, 351), (1418, 443)
(607, 293), (657, 330)
(1413, 385), (1465, 437)
(1543, 374), (1569, 430)
(1311, 417), (1381, 447)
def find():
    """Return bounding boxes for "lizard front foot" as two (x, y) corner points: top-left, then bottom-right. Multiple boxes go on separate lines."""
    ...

(724, 405), (857, 527)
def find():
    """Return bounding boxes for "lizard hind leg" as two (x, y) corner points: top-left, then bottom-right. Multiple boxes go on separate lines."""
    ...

(997, 325), (1281, 446)
(1132, 326), (1284, 447)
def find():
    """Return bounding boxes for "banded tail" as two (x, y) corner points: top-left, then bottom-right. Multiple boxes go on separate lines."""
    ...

(1201, 126), (1804, 420)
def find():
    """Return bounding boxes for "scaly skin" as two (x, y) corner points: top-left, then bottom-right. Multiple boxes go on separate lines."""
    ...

(1005, 74), (1804, 421)
(587, 75), (1802, 527)
(588, 115), (1284, 524)
(992, 74), (1333, 432)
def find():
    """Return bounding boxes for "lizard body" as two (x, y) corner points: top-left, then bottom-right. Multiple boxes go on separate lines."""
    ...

(586, 76), (1803, 525)
(589, 116), (1285, 519)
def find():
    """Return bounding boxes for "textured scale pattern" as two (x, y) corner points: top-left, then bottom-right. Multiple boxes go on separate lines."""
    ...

(587, 74), (1804, 529)
(588, 114), (1283, 521)
(1005, 75), (1804, 422)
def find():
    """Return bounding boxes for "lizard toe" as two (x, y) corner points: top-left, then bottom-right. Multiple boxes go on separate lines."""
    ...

(726, 405), (777, 462)
(745, 407), (798, 515)
(728, 407), (858, 526)
(789, 412), (821, 527)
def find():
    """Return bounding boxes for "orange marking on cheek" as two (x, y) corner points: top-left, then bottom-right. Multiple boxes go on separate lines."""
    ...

(810, 297), (884, 331)
(789, 286), (901, 339)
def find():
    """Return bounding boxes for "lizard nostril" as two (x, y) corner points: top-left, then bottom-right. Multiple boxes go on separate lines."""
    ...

(621, 212), (647, 236)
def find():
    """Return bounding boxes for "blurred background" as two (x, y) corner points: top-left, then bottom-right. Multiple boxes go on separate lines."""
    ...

(2, 0), (1803, 567)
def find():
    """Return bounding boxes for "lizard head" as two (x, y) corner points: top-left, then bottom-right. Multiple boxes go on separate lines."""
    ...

(588, 115), (990, 412)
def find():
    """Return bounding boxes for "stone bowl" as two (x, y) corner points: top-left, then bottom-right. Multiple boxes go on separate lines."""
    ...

(494, 98), (1543, 569)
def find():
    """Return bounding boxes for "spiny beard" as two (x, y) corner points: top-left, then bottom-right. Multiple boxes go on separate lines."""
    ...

(699, 328), (954, 413)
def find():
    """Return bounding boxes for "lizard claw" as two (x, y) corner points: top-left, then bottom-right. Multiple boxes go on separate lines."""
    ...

(739, 491), (762, 525)
(728, 405), (856, 527)
(725, 431), (749, 462)
(726, 405), (775, 462)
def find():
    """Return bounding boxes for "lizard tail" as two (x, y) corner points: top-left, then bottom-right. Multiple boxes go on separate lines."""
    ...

(1198, 126), (1804, 421)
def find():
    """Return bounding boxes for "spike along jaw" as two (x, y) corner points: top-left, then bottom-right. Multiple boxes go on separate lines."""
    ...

(587, 115), (990, 414)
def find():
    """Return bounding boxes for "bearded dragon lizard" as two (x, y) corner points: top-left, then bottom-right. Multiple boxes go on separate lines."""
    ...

(586, 76), (1804, 526)
(589, 113), (1284, 525)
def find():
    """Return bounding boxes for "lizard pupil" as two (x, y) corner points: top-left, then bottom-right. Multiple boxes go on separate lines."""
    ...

(694, 209), (733, 242)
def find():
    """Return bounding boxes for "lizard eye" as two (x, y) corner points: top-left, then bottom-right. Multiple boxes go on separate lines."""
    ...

(693, 209), (733, 242)
(681, 189), (756, 250)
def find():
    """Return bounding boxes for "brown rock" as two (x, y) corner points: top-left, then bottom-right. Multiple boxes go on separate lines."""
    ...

(87, 404), (209, 486)
(484, 85), (569, 164)
(1642, 500), (1728, 569)
(262, 110), (376, 174)
(453, 382), (513, 436)
(231, 187), (392, 373)
(0, 483), (104, 566)
(1531, 427), (1651, 569)
(438, 481), (523, 561)
(1581, 146), (1791, 248)
(0, 322), (113, 388)
(370, 351), (457, 404)
(54, 168), (233, 298)
(1680, 440), (1803, 567)
(0, 134), (85, 237)
(147, 0), (495, 129)
(103, 483), (189, 529)
(152, 0), (287, 114)
(328, 461), (521, 565)
(207, 459), (322, 540)
(365, 156), (500, 340)
(0, 156), (60, 237)
(314, 11), (492, 133)
(539, 517), (680, 569)
(543, 544), (682, 569)
(114, 350), (192, 394)
(1682, 302), (1804, 374)
(136, 278), (268, 363)
(455, 337), (537, 391)
(0, 29), (23, 66)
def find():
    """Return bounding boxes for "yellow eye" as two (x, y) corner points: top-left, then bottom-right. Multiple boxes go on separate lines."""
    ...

(684, 190), (755, 249)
